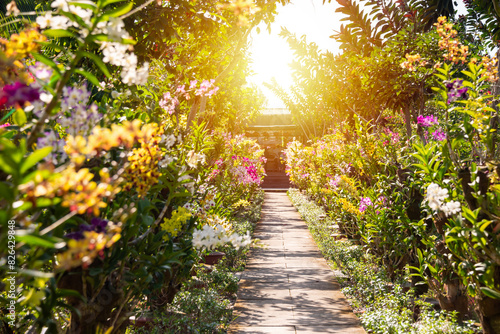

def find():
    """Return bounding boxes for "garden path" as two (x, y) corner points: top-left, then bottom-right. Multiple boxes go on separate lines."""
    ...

(229, 192), (366, 334)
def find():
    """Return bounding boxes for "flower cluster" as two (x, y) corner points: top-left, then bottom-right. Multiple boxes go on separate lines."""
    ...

(417, 115), (439, 127)
(229, 156), (263, 185)
(64, 120), (151, 164)
(20, 167), (121, 216)
(0, 28), (46, 59)
(65, 218), (109, 240)
(192, 224), (251, 251)
(432, 130), (446, 141)
(338, 197), (360, 216)
(417, 115), (446, 142)
(0, 82), (40, 109)
(37, 131), (67, 165)
(159, 79), (219, 115)
(359, 197), (373, 213)
(479, 56), (499, 83)
(327, 174), (341, 189)
(159, 92), (179, 115)
(435, 16), (468, 63)
(400, 53), (427, 71)
(383, 128), (401, 145)
(56, 221), (121, 270)
(56, 85), (102, 136)
(161, 207), (192, 240)
(424, 183), (461, 217)
(122, 124), (164, 197)
(187, 150), (206, 168)
(36, 0), (149, 85)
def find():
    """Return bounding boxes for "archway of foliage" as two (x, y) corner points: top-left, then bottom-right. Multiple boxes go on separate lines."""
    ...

(280, 1), (500, 333)
(0, 0), (287, 333)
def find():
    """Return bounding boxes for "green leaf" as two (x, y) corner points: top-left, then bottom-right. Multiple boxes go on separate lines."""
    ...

(16, 234), (58, 248)
(481, 287), (500, 299)
(12, 109), (27, 127)
(0, 152), (18, 175)
(427, 263), (438, 275)
(31, 53), (62, 75)
(480, 221), (493, 232)
(0, 182), (14, 201)
(121, 38), (136, 45)
(68, 1), (96, 10)
(88, 34), (113, 43)
(20, 146), (52, 174)
(78, 51), (111, 77)
(75, 69), (101, 87)
(43, 29), (76, 38)
(101, 0), (125, 7)
(56, 288), (85, 301)
(37, 41), (64, 52)
(0, 108), (16, 122)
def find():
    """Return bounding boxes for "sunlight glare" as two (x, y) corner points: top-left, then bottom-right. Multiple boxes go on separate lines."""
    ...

(247, 0), (340, 108)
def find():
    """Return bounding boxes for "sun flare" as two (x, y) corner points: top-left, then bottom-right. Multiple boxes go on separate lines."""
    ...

(247, 0), (340, 108)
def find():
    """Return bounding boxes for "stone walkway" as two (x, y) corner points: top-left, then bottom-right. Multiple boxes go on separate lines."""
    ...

(229, 192), (366, 334)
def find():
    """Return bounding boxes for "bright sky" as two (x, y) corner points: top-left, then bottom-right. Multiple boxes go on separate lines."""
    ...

(247, 0), (341, 108)
(247, 0), (469, 109)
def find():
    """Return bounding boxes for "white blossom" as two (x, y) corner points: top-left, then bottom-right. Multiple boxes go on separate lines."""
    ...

(68, 5), (93, 26)
(36, 13), (54, 29)
(441, 201), (461, 217)
(187, 150), (206, 168)
(159, 155), (174, 168)
(50, 15), (71, 29)
(51, 0), (69, 11)
(425, 183), (449, 211)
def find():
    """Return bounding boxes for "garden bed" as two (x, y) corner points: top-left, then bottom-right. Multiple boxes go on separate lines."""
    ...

(127, 190), (265, 333)
(288, 189), (480, 334)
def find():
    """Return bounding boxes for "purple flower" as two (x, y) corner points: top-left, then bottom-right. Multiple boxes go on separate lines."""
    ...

(446, 79), (468, 104)
(359, 197), (373, 213)
(0, 82), (40, 108)
(417, 115), (439, 127)
(90, 218), (108, 233)
(432, 129), (447, 141)
(65, 218), (109, 240)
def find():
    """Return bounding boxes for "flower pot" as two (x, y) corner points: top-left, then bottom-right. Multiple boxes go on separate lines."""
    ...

(202, 251), (225, 265)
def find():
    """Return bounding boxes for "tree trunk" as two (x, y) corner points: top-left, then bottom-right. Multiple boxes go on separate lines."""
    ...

(476, 294), (500, 334)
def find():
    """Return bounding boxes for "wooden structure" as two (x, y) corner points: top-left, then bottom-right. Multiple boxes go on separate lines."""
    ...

(245, 108), (301, 188)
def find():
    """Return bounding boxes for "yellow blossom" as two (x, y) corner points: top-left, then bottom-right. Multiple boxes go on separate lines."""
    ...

(434, 16), (468, 64)
(0, 28), (46, 59)
(56, 227), (121, 271)
(161, 207), (191, 240)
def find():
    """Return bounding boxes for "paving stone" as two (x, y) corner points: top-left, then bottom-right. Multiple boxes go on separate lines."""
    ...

(292, 306), (361, 326)
(240, 270), (289, 283)
(229, 193), (366, 334)
(238, 282), (292, 300)
(285, 259), (330, 269)
(295, 325), (366, 334)
(232, 299), (294, 326)
(245, 261), (287, 269)
(229, 326), (296, 334)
